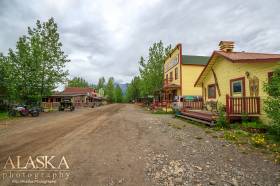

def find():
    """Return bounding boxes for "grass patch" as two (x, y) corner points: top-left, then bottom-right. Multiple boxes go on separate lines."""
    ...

(242, 121), (266, 129)
(223, 131), (238, 141)
(0, 112), (9, 121)
(152, 110), (174, 114)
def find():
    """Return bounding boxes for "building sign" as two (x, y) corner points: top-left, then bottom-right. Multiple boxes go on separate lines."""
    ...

(165, 55), (179, 72)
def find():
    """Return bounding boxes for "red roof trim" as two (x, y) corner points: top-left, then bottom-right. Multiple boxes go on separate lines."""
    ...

(194, 50), (280, 87)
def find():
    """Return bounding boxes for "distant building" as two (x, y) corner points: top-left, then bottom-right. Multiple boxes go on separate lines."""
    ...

(42, 87), (103, 110)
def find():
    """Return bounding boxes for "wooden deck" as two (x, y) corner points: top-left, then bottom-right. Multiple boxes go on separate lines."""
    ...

(179, 109), (218, 126)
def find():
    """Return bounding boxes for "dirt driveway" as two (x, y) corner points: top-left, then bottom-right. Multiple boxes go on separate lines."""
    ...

(0, 104), (279, 186)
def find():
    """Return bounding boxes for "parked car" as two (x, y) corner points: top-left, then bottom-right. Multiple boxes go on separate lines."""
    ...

(171, 96), (184, 111)
(59, 99), (75, 111)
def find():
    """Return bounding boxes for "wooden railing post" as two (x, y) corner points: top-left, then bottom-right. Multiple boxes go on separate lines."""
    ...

(257, 97), (260, 114)
(226, 94), (230, 115)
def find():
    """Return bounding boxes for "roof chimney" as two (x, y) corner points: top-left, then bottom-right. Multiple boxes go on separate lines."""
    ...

(219, 41), (234, 52)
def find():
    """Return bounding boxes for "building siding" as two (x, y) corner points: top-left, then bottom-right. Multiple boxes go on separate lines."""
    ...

(201, 57), (280, 123)
(181, 65), (204, 96)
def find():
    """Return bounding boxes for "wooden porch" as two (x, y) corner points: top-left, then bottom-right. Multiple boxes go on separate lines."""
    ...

(178, 95), (261, 125)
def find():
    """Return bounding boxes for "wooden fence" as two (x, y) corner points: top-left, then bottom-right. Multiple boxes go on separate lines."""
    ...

(182, 100), (203, 110)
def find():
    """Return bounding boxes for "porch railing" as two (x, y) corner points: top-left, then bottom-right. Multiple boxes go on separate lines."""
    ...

(183, 99), (203, 110)
(226, 95), (260, 115)
(152, 100), (172, 108)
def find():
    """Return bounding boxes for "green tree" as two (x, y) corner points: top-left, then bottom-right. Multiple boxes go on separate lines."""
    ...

(125, 76), (141, 102)
(114, 84), (123, 103)
(68, 77), (89, 87)
(139, 41), (171, 96)
(97, 77), (106, 90)
(0, 54), (6, 96)
(105, 77), (115, 103)
(264, 67), (280, 138)
(5, 18), (69, 102)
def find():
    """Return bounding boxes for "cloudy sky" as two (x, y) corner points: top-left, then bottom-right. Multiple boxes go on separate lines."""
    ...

(0, 0), (279, 84)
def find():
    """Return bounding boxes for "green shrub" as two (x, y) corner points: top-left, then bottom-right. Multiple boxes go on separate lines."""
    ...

(216, 104), (228, 128)
(263, 67), (280, 140)
(0, 112), (9, 121)
(241, 113), (249, 123)
(242, 121), (266, 129)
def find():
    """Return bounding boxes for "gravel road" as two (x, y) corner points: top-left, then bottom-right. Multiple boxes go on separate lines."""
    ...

(0, 104), (279, 186)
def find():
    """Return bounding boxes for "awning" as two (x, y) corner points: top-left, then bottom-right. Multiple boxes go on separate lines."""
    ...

(163, 84), (181, 90)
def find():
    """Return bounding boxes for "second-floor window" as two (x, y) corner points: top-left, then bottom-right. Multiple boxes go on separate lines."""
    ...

(170, 71), (173, 81)
(175, 67), (178, 80)
(166, 74), (168, 80)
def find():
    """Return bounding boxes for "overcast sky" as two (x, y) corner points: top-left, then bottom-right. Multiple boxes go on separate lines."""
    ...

(0, 0), (279, 84)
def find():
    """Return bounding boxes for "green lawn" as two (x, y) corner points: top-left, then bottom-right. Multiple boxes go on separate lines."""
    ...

(0, 112), (9, 121)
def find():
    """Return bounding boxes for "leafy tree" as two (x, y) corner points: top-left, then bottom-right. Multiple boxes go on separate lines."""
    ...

(114, 84), (123, 103)
(264, 67), (280, 138)
(105, 77), (115, 103)
(139, 41), (171, 96)
(5, 17), (69, 102)
(0, 54), (6, 96)
(68, 77), (89, 88)
(125, 76), (141, 102)
(97, 77), (106, 90)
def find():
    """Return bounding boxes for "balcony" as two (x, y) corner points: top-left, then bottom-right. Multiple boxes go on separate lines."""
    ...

(163, 78), (180, 89)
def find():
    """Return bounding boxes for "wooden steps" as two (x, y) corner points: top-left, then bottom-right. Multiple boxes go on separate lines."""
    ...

(178, 110), (217, 126)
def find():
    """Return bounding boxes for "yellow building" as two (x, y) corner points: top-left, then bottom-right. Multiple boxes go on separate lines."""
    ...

(163, 44), (209, 100)
(194, 41), (280, 123)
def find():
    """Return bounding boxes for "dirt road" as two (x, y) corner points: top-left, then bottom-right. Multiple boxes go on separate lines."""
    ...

(0, 104), (279, 185)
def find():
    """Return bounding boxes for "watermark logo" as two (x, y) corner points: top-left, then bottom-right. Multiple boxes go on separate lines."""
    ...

(1, 156), (71, 184)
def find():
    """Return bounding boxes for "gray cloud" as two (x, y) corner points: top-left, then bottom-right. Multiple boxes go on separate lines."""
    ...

(0, 0), (279, 85)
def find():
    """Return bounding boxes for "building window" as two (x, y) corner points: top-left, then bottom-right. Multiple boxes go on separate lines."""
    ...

(170, 71), (173, 81)
(166, 74), (168, 81)
(230, 77), (245, 96)
(232, 80), (242, 94)
(175, 67), (178, 80)
(208, 84), (216, 98)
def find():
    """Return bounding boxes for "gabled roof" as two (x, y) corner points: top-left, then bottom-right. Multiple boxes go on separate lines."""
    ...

(215, 51), (280, 63)
(182, 55), (209, 65)
(63, 87), (95, 94)
(194, 50), (280, 87)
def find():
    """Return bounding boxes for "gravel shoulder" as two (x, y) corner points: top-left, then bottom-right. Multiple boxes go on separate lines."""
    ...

(0, 104), (279, 186)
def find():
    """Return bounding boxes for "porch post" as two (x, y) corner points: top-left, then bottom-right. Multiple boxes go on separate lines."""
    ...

(226, 94), (230, 122)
